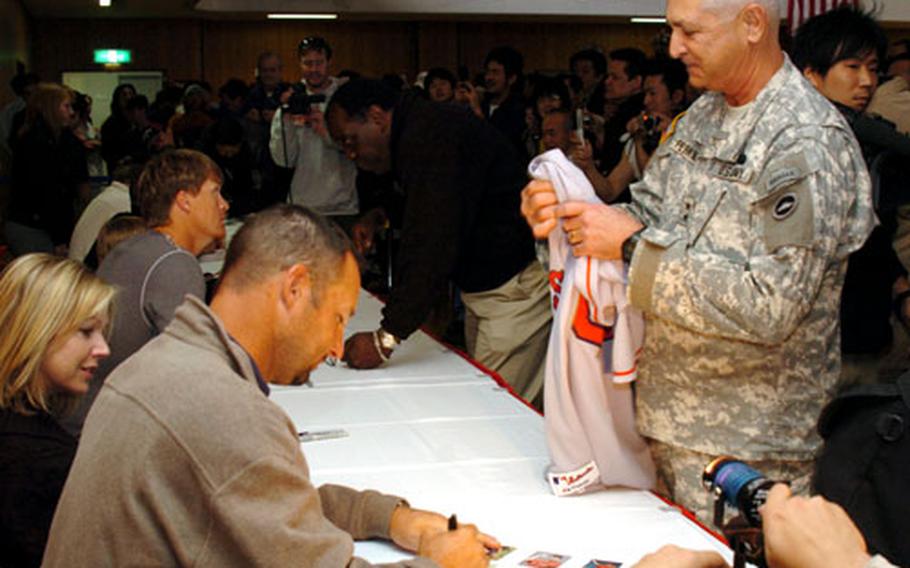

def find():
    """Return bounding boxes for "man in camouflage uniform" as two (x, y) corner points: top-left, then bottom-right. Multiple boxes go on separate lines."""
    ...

(521, 0), (875, 523)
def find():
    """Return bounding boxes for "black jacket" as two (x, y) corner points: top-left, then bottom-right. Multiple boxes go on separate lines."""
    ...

(380, 93), (536, 339)
(836, 103), (909, 354)
(482, 93), (530, 165)
(0, 408), (76, 567)
(9, 121), (87, 245)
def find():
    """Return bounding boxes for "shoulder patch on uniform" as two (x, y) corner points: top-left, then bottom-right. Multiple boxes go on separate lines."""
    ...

(762, 153), (813, 195)
(754, 176), (815, 252)
(772, 192), (798, 220)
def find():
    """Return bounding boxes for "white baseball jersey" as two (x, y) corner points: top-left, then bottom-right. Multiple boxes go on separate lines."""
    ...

(528, 149), (655, 496)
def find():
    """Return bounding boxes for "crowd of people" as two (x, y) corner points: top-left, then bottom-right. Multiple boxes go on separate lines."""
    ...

(1, 0), (909, 566)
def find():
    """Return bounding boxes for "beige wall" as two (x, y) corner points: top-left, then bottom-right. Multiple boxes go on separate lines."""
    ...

(0, 0), (32, 108)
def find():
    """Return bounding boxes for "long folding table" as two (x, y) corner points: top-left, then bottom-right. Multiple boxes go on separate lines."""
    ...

(269, 291), (733, 567)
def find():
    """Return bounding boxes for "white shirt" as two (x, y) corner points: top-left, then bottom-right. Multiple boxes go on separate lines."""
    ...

(69, 181), (132, 262)
(268, 77), (358, 216)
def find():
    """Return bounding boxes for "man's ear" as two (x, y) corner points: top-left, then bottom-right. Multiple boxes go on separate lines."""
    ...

(175, 189), (192, 213)
(803, 67), (824, 90)
(280, 263), (313, 310)
(367, 105), (392, 130)
(741, 3), (769, 44)
(631, 76), (643, 91)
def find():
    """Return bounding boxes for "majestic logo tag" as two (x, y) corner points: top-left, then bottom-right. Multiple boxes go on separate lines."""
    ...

(548, 460), (600, 497)
(772, 193), (798, 220)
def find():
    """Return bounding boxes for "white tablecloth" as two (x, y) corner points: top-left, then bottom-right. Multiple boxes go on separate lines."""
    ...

(270, 291), (732, 567)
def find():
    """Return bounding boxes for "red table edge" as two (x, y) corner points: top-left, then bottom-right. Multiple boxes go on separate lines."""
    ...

(371, 290), (730, 549)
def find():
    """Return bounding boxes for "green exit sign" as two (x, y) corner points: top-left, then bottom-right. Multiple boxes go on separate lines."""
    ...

(94, 49), (132, 64)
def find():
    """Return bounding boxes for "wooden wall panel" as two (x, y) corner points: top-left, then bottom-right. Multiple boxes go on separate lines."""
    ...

(456, 21), (661, 76)
(415, 22), (459, 74)
(27, 18), (663, 91)
(27, 17), (910, 94)
(31, 19), (203, 84)
(202, 20), (415, 90)
(0, 0), (32, 108)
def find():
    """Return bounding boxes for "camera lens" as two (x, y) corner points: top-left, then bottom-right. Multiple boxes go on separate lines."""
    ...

(703, 456), (775, 526)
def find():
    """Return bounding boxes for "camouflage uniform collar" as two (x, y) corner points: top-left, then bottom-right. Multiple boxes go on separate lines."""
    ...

(693, 55), (795, 164)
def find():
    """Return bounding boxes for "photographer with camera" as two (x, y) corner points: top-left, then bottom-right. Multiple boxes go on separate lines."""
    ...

(269, 37), (358, 226)
(571, 58), (688, 204)
(631, 483), (896, 568)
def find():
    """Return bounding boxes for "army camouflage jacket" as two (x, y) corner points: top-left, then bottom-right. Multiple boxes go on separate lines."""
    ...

(622, 57), (875, 460)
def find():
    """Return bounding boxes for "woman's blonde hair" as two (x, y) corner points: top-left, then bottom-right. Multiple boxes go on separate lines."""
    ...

(22, 82), (72, 140)
(0, 254), (116, 414)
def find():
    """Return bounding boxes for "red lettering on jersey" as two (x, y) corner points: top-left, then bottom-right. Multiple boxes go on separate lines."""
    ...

(572, 296), (614, 347)
(549, 270), (564, 310)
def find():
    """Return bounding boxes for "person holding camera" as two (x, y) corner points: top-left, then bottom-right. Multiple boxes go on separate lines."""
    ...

(572, 58), (688, 204)
(269, 36), (358, 227)
(632, 484), (896, 568)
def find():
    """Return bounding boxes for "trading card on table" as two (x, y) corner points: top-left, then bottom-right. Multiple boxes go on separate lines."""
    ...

(489, 545), (516, 561)
(582, 560), (622, 568)
(518, 551), (570, 567)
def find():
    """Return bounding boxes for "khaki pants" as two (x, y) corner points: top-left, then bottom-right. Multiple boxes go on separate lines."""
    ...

(647, 439), (814, 527)
(461, 261), (552, 407)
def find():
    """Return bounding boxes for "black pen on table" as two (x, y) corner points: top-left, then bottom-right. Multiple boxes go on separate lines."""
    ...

(447, 514), (457, 531)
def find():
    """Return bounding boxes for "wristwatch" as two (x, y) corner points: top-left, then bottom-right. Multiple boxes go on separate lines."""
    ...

(376, 328), (400, 351)
(621, 228), (645, 264)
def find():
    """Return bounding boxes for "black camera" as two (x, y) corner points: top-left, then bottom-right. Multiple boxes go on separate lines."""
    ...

(703, 456), (775, 527)
(285, 85), (326, 116)
(640, 114), (662, 154)
(703, 457), (777, 568)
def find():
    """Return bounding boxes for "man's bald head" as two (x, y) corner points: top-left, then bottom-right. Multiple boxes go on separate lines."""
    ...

(667, 0), (783, 104)
(219, 204), (353, 303)
(701, 0), (779, 21)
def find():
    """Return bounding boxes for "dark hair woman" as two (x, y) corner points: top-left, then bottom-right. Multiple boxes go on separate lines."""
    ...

(5, 83), (89, 256)
(99, 82), (137, 173)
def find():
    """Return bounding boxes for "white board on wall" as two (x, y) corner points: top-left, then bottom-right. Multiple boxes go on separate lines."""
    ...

(61, 71), (162, 127)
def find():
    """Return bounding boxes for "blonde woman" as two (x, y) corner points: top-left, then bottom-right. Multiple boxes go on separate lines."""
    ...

(0, 254), (115, 567)
(5, 82), (90, 256)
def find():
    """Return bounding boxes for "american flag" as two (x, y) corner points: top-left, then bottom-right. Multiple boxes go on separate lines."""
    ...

(788, 0), (861, 33)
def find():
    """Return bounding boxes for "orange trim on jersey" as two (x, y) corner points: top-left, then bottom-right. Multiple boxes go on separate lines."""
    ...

(613, 347), (642, 378)
(613, 365), (638, 377)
